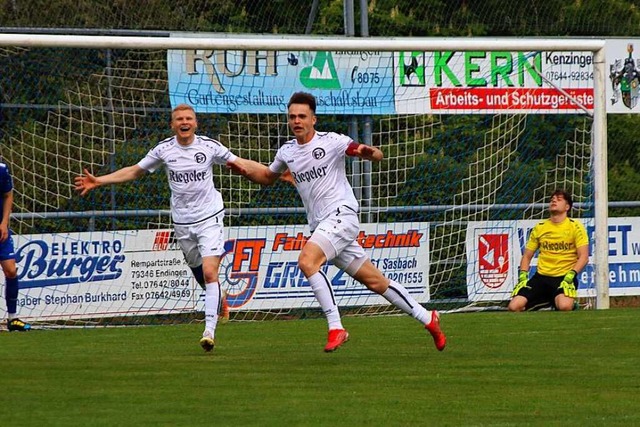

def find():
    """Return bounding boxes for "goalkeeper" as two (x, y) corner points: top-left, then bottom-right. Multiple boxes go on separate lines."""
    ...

(508, 189), (589, 311)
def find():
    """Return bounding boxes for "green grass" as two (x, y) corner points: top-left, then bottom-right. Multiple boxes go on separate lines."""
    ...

(1, 309), (639, 427)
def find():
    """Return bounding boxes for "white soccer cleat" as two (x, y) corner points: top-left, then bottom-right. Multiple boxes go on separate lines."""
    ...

(199, 330), (215, 352)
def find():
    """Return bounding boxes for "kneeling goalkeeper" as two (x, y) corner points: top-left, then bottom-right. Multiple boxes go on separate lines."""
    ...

(508, 189), (589, 312)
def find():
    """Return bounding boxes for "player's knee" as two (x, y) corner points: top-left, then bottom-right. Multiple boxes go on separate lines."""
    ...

(555, 298), (574, 311)
(298, 254), (321, 277)
(508, 298), (525, 312)
(3, 271), (17, 279)
(2, 265), (17, 278)
(201, 266), (219, 284)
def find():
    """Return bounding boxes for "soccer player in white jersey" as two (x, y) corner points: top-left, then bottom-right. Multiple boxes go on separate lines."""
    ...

(229, 92), (446, 352)
(74, 104), (238, 352)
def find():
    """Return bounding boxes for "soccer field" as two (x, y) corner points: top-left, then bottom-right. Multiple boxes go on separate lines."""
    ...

(1, 309), (638, 426)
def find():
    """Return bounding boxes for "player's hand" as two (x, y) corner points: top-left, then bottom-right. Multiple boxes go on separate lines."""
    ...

(560, 270), (578, 298)
(511, 270), (530, 297)
(226, 161), (246, 176)
(359, 145), (375, 158)
(0, 222), (9, 243)
(278, 169), (296, 186)
(74, 168), (99, 196)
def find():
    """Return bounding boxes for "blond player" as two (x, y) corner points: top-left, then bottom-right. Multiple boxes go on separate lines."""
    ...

(75, 104), (238, 352)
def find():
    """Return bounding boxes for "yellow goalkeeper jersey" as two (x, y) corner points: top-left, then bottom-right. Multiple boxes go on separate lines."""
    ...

(526, 217), (589, 277)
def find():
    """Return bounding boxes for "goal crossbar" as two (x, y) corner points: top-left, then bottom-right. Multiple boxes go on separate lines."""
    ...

(0, 33), (605, 52)
(0, 33), (610, 310)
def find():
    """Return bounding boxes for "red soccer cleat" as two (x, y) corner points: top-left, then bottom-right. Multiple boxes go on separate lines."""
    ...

(324, 328), (349, 352)
(425, 311), (446, 351)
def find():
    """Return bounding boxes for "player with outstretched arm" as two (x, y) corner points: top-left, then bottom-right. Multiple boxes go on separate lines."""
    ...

(228, 92), (446, 352)
(75, 104), (238, 352)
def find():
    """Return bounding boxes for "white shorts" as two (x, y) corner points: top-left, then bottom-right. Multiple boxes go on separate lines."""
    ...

(309, 206), (368, 275)
(173, 214), (225, 267)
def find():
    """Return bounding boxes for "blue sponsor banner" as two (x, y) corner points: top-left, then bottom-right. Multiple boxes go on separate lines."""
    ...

(580, 263), (640, 289)
(167, 48), (395, 115)
(1, 230), (197, 321)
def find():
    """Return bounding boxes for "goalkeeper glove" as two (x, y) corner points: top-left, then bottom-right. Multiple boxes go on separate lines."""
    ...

(511, 270), (530, 297)
(560, 270), (578, 298)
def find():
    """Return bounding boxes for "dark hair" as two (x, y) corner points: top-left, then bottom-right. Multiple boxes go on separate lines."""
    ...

(551, 189), (573, 209)
(288, 92), (316, 113)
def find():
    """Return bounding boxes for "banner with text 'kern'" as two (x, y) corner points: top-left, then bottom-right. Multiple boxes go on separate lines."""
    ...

(167, 37), (640, 115)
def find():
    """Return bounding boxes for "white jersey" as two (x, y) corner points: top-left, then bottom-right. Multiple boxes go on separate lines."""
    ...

(137, 135), (237, 225)
(269, 131), (358, 230)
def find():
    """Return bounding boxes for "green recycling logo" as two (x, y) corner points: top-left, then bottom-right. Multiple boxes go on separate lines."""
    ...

(300, 51), (341, 89)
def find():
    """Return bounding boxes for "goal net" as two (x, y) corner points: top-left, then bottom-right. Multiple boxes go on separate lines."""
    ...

(0, 35), (605, 327)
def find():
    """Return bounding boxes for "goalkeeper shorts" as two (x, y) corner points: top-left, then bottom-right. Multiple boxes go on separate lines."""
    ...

(519, 272), (579, 311)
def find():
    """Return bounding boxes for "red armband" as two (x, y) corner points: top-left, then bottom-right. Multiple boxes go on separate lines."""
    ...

(346, 142), (361, 156)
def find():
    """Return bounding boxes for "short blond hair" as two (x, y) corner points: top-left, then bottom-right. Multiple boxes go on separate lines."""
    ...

(171, 104), (196, 121)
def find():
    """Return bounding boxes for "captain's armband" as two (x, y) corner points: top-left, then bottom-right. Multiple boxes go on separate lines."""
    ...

(345, 142), (362, 157)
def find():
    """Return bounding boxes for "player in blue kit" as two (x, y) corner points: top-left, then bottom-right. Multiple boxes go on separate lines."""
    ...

(0, 163), (31, 331)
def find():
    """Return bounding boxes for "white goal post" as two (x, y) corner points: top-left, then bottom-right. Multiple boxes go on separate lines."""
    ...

(0, 33), (609, 327)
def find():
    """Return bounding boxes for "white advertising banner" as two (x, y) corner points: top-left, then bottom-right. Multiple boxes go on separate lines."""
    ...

(5, 230), (196, 321)
(394, 50), (594, 114)
(166, 37), (640, 115)
(606, 39), (640, 113)
(465, 217), (640, 301)
(1, 223), (429, 321)
(219, 222), (429, 310)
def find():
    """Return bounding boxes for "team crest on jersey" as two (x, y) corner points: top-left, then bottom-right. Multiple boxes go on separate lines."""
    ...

(194, 152), (207, 163)
(312, 148), (325, 159)
(477, 233), (509, 289)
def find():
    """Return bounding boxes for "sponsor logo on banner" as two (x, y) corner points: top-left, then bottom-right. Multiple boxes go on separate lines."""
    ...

(399, 51), (426, 87)
(152, 230), (177, 251)
(299, 51), (341, 89)
(478, 233), (509, 289)
(167, 40), (395, 114)
(609, 43), (640, 109)
(219, 239), (265, 309)
(16, 238), (125, 289)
